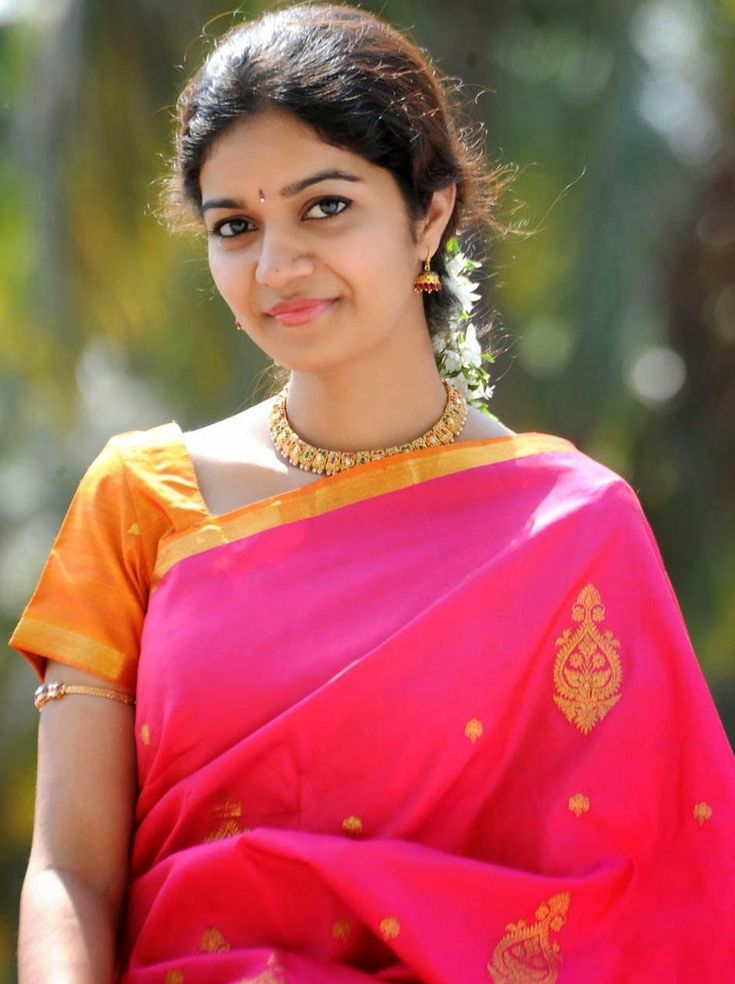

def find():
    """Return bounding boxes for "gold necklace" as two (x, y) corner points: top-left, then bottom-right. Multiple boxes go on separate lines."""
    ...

(268, 378), (469, 475)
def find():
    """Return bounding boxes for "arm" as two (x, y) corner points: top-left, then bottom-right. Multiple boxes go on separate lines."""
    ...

(18, 661), (137, 984)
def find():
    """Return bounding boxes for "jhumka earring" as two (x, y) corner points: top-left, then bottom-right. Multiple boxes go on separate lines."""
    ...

(413, 255), (441, 293)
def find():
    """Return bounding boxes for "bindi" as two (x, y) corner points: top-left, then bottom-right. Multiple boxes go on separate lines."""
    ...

(258, 188), (266, 203)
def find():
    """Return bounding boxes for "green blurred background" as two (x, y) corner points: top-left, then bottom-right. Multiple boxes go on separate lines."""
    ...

(1, 0), (733, 976)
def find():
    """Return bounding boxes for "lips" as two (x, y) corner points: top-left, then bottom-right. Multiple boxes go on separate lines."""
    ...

(267, 298), (337, 316)
(267, 297), (338, 327)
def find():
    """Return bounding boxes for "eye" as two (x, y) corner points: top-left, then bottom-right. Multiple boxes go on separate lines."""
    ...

(211, 217), (253, 239)
(303, 196), (352, 220)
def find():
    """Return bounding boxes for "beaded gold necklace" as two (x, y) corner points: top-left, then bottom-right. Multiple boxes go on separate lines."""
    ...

(268, 378), (469, 475)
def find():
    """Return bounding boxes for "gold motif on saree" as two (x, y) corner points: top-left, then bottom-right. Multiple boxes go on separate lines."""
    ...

(465, 718), (484, 743)
(331, 918), (352, 941)
(198, 926), (230, 952)
(487, 892), (570, 983)
(213, 799), (242, 819)
(568, 793), (590, 817)
(693, 802), (713, 825)
(341, 815), (363, 836)
(164, 972), (184, 984)
(204, 799), (247, 841)
(553, 584), (622, 734)
(128, 522), (140, 536)
(379, 916), (401, 941)
(139, 723), (151, 745)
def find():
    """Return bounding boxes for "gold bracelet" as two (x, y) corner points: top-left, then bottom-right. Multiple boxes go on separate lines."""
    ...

(34, 681), (136, 711)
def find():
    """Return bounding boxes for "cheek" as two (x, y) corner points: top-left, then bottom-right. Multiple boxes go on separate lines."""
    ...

(207, 248), (246, 305)
(349, 225), (417, 295)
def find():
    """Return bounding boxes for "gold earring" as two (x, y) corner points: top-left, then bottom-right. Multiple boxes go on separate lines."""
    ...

(414, 255), (441, 293)
(234, 318), (245, 331)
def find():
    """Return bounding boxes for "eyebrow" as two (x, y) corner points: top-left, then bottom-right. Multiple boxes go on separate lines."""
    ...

(200, 169), (363, 214)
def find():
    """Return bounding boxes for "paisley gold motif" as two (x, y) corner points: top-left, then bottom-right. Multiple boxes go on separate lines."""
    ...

(198, 926), (230, 952)
(164, 972), (184, 984)
(693, 801), (713, 825)
(139, 723), (151, 746)
(464, 718), (485, 743)
(568, 793), (590, 817)
(487, 892), (570, 983)
(553, 584), (622, 734)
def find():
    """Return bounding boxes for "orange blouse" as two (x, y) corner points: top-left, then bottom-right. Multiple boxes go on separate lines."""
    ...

(7, 422), (207, 691)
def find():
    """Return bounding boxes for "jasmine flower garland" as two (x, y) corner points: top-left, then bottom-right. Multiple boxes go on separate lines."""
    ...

(432, 237), (497, 418)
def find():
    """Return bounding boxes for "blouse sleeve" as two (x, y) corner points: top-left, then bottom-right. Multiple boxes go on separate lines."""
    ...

(7, 436), (150, 692)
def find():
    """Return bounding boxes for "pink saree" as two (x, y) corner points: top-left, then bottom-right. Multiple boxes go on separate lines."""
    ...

(114, 430), (734, 982)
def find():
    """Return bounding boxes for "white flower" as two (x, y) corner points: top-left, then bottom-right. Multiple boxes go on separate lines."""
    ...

(445, 250), (482, 315)
(458, 323), (482, 367)
(431, 331), (449, 354)
(445, 252), (470, 279)
(450, 373), (472, 398)
(447, 275), (481, 315)
(443, 350), (463, 373)
(445, 250), (481, 277)
(473, 382), (495, 400)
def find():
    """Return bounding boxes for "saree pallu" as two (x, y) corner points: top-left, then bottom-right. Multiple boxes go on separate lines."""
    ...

(118, 433), (734, 983)
(8, 426), (735, 982)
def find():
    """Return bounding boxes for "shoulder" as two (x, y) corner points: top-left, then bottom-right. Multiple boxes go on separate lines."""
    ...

(83, 421), (185, 505)
(68, 422), (186, 489)
(104, 420), (185, 462)
(80, 420), (209, 535)
(463, 417), (645, 526)
(525, 435), (647, 530)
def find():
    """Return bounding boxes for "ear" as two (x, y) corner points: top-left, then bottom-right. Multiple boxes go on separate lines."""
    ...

(417, 183), (457, 259)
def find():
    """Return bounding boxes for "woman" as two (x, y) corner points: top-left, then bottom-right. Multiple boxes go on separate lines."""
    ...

(9, 4), (734, 982)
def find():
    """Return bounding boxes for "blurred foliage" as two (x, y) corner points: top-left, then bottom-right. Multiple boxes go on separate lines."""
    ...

(1, 0), (734, 977)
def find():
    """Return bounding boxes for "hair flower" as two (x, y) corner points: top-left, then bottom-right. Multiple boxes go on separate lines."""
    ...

(433, 238), (496, 415)
(444, 253), (482, 315)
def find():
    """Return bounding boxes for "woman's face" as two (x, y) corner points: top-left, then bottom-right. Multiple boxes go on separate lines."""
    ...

(199, 108), (442, 375)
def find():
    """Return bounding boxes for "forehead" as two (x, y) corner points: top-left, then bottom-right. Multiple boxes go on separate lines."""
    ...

(200, 109), (378, 192)
(199, 110), (408, 207)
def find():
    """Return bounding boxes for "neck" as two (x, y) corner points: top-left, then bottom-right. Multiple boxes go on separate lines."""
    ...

(281, 342), (450, 452)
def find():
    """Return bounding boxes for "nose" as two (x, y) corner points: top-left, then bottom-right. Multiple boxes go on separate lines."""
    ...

(255, 224), (315, 288)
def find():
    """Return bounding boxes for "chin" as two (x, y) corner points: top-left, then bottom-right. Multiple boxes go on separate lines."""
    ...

(264, 336), (358, 373)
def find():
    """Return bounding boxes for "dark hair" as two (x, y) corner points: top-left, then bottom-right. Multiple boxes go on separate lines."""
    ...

(158, 2), (522, 376)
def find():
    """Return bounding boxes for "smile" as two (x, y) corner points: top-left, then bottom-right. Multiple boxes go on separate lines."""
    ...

(268, 299), (338, 326)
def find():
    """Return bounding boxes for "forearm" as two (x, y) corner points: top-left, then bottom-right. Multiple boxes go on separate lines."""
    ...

(18, 866), (121, 984)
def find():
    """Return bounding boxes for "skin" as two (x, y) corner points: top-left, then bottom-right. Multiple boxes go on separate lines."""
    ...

(187, 107), (514, 513)
(18, 659), (136, 982)
(17, 108), (515, 980)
